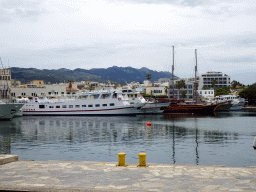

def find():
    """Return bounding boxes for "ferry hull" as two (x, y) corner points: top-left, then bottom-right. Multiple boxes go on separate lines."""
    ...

(22, 107), (142, 116)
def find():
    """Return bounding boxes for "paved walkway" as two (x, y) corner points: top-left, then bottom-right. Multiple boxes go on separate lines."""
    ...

(0, 155), (256, 191)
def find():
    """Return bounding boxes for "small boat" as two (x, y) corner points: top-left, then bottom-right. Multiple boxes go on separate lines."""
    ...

(122, 89), (170, 114)
(242, 106), (256, 112)
(21, 89), (146, 116)
(0, 100), (24, 120)
(206, 99), (233, 112)
(140, 98), (171, 114)
(214, 95), (245, 111)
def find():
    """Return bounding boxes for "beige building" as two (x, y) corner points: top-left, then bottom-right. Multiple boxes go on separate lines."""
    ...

(0, 69), (11, 98)
(10, 84), (67, 98)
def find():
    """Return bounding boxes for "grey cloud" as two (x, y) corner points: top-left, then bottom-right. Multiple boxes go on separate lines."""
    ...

(54, 45), (120, 56)
(1, 0), (42, 9)
(211, 55), (256, 63)
(0, 0), (47, 23)
(115, 0), (210, 7)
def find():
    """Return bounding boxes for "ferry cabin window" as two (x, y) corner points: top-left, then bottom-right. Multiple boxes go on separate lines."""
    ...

(89, 94), (100, 99)
(88, 105), (93, 107)
(82, 105), (86, 107)
(102, 104), (107, 107)
(95, 104), (100, 107)
(39, 105), (45, 109)
(81, 95), (88, 99)
(49, 106), (54, 108)
(69, 105), (73, 108)
(101, 94), (110, 99)
(62, 105), (67, 108)
(112, 93), (117, 98)
(110, 103), (115, 106)
(56, 106), (60, 108)
(75, 105), (80, 108)
(94, 94), (100, 99)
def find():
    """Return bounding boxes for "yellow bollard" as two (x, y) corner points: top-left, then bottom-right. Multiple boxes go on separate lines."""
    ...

(138, 153), (147, 166)
(118, 152), (126, 166)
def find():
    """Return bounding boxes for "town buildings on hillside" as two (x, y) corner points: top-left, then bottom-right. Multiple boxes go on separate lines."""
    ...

(0, 68), (231, 100)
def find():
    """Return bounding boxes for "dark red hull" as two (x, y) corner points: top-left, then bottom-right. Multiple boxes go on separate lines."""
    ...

(163, 103), (220, 114)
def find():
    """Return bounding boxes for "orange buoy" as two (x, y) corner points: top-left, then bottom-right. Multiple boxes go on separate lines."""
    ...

(147, 122), (151, 126)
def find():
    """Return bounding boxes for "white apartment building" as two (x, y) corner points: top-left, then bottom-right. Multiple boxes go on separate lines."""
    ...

(199, 71), (231, 89)
(187, 71), (231, 90)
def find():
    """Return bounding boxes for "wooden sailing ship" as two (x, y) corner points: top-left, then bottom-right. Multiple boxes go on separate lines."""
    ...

(164, 48), (220, 114)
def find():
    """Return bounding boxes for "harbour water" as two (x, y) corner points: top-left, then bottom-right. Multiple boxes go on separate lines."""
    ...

(0, 112), (255, 167)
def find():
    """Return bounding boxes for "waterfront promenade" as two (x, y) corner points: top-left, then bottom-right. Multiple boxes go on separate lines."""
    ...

(0, 155), (256, 191)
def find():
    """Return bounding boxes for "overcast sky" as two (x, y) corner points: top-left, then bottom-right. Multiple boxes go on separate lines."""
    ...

(0, 0), (255, 85)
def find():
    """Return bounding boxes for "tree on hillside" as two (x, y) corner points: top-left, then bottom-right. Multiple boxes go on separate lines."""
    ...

(239, 83), (256, 105)
(88, 85), (95, 92)
(176, 79), (185, 99)
(146, 74), (152, 81)
(215, 87), (230, 96)
(231, 80), (238, 89)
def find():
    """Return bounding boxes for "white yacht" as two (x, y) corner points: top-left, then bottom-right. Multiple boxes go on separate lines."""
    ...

(215, 95), (245, 111)
(21, 89), (146, 116)
(0, 101), (24, 120)
(122, 89), (170, 114)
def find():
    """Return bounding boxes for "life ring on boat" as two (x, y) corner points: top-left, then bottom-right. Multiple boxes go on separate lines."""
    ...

(118, 98), (121, 101)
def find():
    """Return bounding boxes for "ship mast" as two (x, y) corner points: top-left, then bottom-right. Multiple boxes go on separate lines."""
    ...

(172, 46), (174, 100)
(195, 49), (198, 104)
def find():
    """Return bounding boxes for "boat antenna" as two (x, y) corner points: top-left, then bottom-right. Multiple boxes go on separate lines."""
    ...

(195, 49), (198, 104)
(172, 46), (174, 100)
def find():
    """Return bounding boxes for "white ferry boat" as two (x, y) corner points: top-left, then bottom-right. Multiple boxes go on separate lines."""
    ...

(0, 100), (24, 120)
(215, 95), (245, 111)
(122, 89), (170, 114)
(21, 89), (146, 116)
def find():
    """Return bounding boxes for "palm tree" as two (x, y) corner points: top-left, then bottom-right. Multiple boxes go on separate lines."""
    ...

(176, 80), (185, 99)
(164, 86), (169, 98)
(146, 74), (152, 81)
(181, 90), (186, 99)
(211, 79), (218, 96)
(67, 80), (74, 92)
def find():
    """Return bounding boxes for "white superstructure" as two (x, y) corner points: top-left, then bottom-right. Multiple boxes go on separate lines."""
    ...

(21, 89), (146, 116)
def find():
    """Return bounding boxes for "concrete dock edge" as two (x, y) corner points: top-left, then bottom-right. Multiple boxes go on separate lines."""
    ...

(0, 155), (18, 165)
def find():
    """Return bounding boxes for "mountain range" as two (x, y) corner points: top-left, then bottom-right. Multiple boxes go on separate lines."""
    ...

(10, 66), (174, 85)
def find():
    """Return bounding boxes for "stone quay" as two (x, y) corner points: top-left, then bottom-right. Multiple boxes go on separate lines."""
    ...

(0, 155), (256, 191)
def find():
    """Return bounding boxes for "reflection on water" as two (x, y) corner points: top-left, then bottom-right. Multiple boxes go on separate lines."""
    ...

(0, 112), (256, 167)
